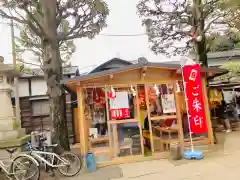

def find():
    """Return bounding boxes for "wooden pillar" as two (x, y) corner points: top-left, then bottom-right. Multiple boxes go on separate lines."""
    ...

(135, 85), (145, 156)
(202, 77), (214, 146)
(104, 88), (113, 158)
(77, 87), (88, 156)
(112, 124), (119, 157)
(173, 82), (184, 156)
(144, 84), (154, 153)
(104, 87), (118, 157)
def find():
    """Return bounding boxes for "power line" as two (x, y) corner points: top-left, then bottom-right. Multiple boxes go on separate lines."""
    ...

(0, 21), (148, 37)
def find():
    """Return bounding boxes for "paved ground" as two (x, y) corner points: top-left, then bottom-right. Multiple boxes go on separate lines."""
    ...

(1, 131), (240, 180)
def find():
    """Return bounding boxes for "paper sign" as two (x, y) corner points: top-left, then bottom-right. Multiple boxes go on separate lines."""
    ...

(161, 94), (176, 113)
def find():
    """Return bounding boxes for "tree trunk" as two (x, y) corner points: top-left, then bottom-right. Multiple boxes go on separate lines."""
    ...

(41, 0), (70, 151)
(193, 0), (208, 67)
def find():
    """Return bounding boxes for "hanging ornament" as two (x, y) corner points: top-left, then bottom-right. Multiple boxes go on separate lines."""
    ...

(130, 85), (136, 97)
(109, 86), (116, 99)
(154, 84), (160, 96)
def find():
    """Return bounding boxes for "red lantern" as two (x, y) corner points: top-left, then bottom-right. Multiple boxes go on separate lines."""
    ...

(109, 91), (116, 99)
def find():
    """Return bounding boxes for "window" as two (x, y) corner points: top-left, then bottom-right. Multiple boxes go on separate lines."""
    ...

(32, 100), (50, 116)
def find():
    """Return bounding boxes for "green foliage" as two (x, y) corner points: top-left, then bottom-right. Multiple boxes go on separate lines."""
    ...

(14, 63), (33, 74)
(215, 61), (240, 80)
(16, 20), (76, 65)
(12, 118), (20, 130)
(136, 0), (234, 56)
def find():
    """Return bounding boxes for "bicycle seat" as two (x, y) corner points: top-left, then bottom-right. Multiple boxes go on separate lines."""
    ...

(44, 144), (58, 147)
(5, 148), (18, 155)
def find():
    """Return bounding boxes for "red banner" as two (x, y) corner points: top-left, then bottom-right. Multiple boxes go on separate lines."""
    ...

(183, 64), (208, 134)
(110, 108), (130, 120)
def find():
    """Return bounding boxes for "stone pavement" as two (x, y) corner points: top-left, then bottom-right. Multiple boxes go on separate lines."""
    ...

(115, 151), (240, 180)
(1, 131), (240, 180)
(39, 148), (240, 180)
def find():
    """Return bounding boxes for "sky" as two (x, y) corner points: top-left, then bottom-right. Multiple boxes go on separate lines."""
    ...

(0, 0), (180, 73)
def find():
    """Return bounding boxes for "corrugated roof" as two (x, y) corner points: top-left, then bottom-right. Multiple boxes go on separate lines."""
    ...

(61, 61), (227, 84)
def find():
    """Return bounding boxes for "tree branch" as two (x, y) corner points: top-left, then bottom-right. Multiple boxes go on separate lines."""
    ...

(18, 58), (42, 68)
(21, 7), (46, 37)
(0, 9), (24, 23)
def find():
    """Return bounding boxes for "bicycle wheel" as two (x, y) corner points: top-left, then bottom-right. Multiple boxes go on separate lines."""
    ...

(57, 152), (82, 177)
(12, 155), (40, 180)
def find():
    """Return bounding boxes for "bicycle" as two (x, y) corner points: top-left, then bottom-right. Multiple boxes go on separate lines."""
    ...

(25, 135), (82, 177)
(0, 147), (40, 180)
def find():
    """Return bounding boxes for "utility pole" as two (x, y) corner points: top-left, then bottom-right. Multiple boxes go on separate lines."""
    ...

(11, 19), (21, 127)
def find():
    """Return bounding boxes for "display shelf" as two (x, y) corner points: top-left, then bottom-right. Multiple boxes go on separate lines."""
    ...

(152, 135), (161, 140)
(108, 119), (139, 124)
(150, 115), (177, 121)
(90, 136), (109, 144)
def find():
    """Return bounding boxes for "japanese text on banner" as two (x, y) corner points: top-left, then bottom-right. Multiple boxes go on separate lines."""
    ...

(183, 64), (208, 134)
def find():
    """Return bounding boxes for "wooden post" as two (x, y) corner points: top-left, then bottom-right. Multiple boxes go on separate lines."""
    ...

(77, 87), (88, 156)
(135, 85), (145, 156)
(104, 87), (113, 158)
(202, 77), (214, 146)
(144, 84), (154, 153)
(173, 82), (184, 156)
(104, 86), (118, 157)
(112, 124), (119, 157)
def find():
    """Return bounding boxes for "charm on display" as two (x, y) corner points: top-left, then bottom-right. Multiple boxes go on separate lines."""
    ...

(109, 86), (116, 99)
(109, 91), (130, 120)
(110, 108), (130, 119)
(130, 85), (136, 96)
(154, 84), (160, 96)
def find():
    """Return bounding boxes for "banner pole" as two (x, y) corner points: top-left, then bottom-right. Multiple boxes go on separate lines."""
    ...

(181, 65), (194, 152)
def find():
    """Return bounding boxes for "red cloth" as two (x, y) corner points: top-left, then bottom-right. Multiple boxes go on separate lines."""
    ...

(93, 88), (105, 107)
(183, 64), (208, 134)
(163, 119), (173, 126)
(110, 108), (130, 120)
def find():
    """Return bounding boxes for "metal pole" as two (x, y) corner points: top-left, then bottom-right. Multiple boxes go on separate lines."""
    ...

(181, 65), (194, 152)
(11, 19), (21, 127)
